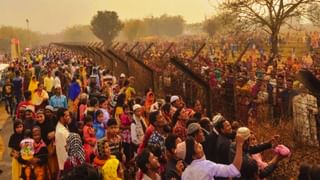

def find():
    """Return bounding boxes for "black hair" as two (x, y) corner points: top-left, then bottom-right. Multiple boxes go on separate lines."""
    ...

(116, 93), (126, 107)
(165, 134), (178, 153)
(89, 97), (98, 107)
(124, 80), (129, 87)
(24, 91), (32, 100)
(24, 129), (32, 138)
(71, 77), (77, 83)
(184, 137), (195, 165)
(123, 104), (129, 110)
(84, 115), (93, 124)
(186, 118), (198, 128)
(298, 163), (320, 180)
(55, 71), (59, 76)
(149, 111), (160, 126)
(135, 97), (142, 105)
(298, 164), (311, 180)
(37, 82), (43, 88)
(240, 159), (259, 179)
(161, 103), (171, 114)
(199, 118), (211, 132)
(95, 110), (104, 118)
(56, 108), (68, 121)
(310, 165), (320, 180)
(13, 119), (23, 133)
(136, 148), (151, 174)
(107, 118), (117, 127)
(192, 100), (200, 108)
(215, 119), (227, 134)
(172, 108), (182, 127)
(61, 164), (102, 180)
(32, 125), (41, 132)
(98, 97), (107, 105)
(193, 112), (202, 121)
(165, 95), (171, 104)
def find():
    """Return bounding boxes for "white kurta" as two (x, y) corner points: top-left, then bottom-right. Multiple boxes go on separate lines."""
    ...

(292, 93), (319, 147)
(55, 122), (70, 170)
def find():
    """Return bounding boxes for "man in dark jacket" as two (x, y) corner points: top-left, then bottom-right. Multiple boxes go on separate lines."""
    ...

(215, 119), (234, 165)
(164, 134), (184, 180)
(203, 114), (223, 162)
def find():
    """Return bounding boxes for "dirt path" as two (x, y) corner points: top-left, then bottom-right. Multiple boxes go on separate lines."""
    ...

(0, 105), (12, 179)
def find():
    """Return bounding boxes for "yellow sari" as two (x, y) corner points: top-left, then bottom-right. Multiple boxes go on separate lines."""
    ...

(28, 79), (38, 95)
(12, 157), (21, 180)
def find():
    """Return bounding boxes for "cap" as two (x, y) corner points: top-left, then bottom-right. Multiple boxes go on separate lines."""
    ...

(175, 141), (186, 160)
(19, 105), (27, 111)
(25, 105), (34, 113)
(105, 75), (113, 80)
(55, 84), (61, 89)
(120, 73), (126, 78)
(45, 105), (55, 112)
(212, 114), (224, 125)
(36, 109), (44, 114)
(187, 123), (202, 135)
(133, 104), (142, 111)
(170, 95), (179, 103)
(237, 127), (251, 140)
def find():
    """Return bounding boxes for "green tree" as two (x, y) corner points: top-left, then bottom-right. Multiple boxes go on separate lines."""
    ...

(203, 18), (220, 37)
(159, 14), (185, 37)
(220, 0), (320, 61)
(63, 25), (98, 42)
(127, 15), (185, 38)
(203, 12), (237, 37)
(123, 19), (142, 40)
(0, 26), (41, 50)
(90, 11), (123, 46)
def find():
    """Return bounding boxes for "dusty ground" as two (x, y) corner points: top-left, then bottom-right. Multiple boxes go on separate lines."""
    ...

(252, 120), (320, 180)
(0, 105), (12, 180)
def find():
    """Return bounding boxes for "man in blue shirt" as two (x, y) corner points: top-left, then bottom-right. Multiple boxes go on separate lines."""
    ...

(49, 85), (68, 109)
(12, 70), (23, 104)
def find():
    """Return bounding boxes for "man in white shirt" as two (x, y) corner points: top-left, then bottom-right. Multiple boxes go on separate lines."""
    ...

(55, 108), (71, 172)
(131, 104), (146, 153)
(53, 71), (61, 89)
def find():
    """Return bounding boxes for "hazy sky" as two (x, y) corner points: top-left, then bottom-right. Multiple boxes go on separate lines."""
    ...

(0, 0), (217, 34)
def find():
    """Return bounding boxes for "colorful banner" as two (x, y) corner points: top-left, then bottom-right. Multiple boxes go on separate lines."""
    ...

(11, 38), (21, 60)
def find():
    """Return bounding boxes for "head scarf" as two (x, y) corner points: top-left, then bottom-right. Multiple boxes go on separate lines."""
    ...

(144, 91), (155, 112)
(66, 133), (85, 166)
(33, 127), (46, 154)
(96, 138), (106, 159)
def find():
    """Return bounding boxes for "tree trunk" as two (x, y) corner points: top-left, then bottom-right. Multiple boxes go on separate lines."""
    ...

(269, 30), (279, 65)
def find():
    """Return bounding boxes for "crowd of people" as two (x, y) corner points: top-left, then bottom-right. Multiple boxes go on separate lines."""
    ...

(1, 38), (320, 180)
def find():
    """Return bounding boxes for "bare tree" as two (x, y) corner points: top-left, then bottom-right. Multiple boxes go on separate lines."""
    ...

(220, 0), (320, 61)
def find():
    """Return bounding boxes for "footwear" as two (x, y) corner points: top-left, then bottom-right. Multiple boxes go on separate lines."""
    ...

(273, 144), (291, 157)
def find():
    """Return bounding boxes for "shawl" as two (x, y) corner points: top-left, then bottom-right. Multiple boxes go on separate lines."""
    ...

(66, 133), (85, 166)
